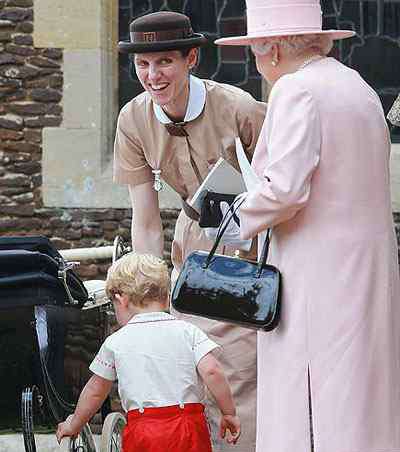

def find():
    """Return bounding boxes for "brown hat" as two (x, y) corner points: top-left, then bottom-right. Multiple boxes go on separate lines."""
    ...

(118, 11), (208, 54)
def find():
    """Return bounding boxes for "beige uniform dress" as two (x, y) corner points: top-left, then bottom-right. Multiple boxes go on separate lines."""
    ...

(114, 75), (266, 452)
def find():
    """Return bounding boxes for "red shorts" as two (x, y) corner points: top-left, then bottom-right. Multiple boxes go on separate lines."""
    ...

(122, 403), (212, 452)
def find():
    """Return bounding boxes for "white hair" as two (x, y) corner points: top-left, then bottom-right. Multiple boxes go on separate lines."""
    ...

(250, 34), (334, 57)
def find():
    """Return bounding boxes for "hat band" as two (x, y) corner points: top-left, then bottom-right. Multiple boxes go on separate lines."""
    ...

(130, 27), (193, 43)
(247, 3), (323, 34)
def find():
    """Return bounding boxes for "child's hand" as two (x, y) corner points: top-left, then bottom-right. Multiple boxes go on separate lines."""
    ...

(56, 415), (80, 444)
(220, 414), (241, 444)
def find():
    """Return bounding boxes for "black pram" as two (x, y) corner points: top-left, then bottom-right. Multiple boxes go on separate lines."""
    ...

(0, 236), (110, 452)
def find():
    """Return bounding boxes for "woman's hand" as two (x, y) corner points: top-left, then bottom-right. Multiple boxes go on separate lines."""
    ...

(220, 413), (241, 444)
(204, 200), (251, 251)
(56, 415), (80, 444)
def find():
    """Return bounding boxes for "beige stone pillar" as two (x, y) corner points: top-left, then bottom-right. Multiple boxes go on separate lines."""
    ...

(35, 0), (179, 209)
(34, 0), (124, 207)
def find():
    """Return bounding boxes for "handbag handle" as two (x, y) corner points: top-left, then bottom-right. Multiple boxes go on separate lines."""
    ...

(204, 196), (271, 277)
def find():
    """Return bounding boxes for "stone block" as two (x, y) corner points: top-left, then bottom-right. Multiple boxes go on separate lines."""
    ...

(0, 195), (11, 204)
(15, 20), (32, 32)
(12, 160), (40, 174)
(0, 113), (23, 129)
(1, 204), (34, 216)
(0, 128), (23, 140)
(13, 33), (33, 45)
(25, 77), (49, 88)
(0, 7), (30, 22)
(28, 55), (60, 68)
(0, 173), (30, 187)
(62, 49), (103, 129)
(42, 48), (62, 60)
(5, 42), (37, 55)
(24, 115), (61, 127)
(34, 207), (63, 218)
(42, 127), (128, 208)
(49, 73), (63, 88)
(39, 68), (61, 77)
(3, 139), (39, 153)
(0, 19), (13, 28)
(31, 88), (62, 103)
(8, 101), (48, 115)
(13, 191), (33, 203)
(0, 64), (38, 79)
(1, 186), (27, 195)
(33, 0), (103, 50)
(7, 0), (33, 7)
(0, 89), (24, 101)
(0, 76), (21, 90)
(0, 31), (11, 41)
(46, 103), (62, 115)
(0, 217), (19, 230)
(24, 129), (42, 143)
(0, 51), (17, 64)
(3, 151), (30, 162)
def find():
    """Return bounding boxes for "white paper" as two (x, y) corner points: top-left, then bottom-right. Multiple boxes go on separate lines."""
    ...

(189, 157), (246, 213)
(235, 137), (259, 190)
(235, 137), (267, 255)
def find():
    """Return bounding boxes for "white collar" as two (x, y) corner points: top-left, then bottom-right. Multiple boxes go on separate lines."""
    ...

(128, 311), (176, 324)
(153, 75), (206, 124)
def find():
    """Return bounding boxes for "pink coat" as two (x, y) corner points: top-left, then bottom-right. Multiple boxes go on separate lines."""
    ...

(240, 57), (400, 452)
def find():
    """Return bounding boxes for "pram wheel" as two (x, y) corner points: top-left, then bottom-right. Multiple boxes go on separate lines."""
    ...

(100, 413), (126, 452)
(21, 386), (42, 452)
(60, 424), (97, 452)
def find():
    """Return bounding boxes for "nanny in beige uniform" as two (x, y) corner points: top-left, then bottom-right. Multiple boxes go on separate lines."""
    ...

(114, 11), (266, 452)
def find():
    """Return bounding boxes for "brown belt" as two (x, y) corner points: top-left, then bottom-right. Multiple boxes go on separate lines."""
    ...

(181, 198), (200, 221)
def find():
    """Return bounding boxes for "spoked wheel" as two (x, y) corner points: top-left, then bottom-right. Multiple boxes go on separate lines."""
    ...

(60, 424), (97, 452)
(21, 386), (45, 452)
(22, 387), (36, 452)
(100, 413), (126, 452)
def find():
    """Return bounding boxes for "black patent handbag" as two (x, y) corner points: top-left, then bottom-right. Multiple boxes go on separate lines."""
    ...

(198, 191), (237, 228)
(171, 200), (282, 331)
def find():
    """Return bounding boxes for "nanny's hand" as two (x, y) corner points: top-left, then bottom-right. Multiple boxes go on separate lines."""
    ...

(204, 201), (251, 251)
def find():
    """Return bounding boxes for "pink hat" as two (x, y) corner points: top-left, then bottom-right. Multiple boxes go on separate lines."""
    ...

(215, 0), (355, 46)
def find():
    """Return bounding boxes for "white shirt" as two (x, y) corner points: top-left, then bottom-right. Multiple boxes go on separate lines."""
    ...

(89, 311), (219, 412)
(152, 75), (207, 124)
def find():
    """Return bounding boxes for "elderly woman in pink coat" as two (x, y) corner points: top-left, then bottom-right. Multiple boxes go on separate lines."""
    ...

(213, 1), (400, 452)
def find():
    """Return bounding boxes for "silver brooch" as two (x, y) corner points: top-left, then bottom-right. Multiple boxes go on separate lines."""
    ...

(152, 169), (164, 192)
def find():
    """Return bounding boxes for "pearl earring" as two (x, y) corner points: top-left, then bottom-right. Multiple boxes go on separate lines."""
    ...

(271, 60), (277, 67)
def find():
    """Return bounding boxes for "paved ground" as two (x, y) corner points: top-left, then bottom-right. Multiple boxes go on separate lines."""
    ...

(0, 434), (101, 452)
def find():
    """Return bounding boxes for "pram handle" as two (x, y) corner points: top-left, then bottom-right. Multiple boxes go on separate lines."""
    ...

(59, 236), (131, 263)
(59, 246), (114, 261)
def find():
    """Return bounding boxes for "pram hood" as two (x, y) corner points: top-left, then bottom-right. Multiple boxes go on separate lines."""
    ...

(0, 236), (88, 309)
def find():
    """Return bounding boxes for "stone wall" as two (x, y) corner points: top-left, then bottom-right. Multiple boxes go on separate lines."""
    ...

(0, 0), (178, 279)
(1, 0), (400, 271)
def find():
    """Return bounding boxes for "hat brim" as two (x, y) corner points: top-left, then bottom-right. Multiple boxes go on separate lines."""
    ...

(118, 34), (208, 54)
(215, 29), (355, 46)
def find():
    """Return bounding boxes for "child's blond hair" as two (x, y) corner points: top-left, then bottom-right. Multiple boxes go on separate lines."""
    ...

(105, 252), (170, 306)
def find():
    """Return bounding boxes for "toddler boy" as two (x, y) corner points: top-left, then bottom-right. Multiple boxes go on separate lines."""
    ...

(56, 252), (240, 451)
